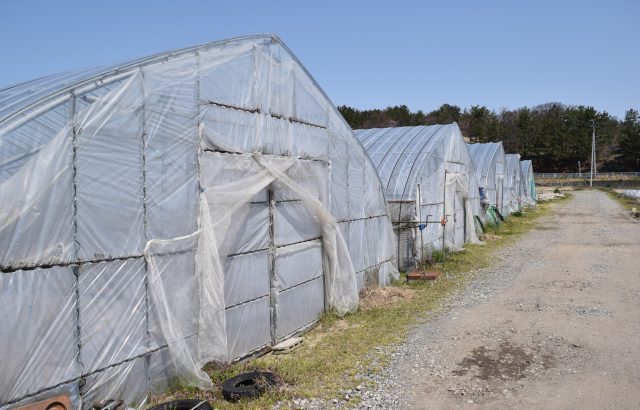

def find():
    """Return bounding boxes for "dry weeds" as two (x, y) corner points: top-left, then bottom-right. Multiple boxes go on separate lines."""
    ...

(358, 286), (416, 311)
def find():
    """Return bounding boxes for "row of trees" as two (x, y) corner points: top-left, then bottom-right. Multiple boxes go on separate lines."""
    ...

(338, 103), (640, 172)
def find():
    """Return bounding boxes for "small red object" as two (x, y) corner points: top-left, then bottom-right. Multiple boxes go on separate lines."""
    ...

(440, 217), (447, 226)
(407, 270), (441, 281)
(15, 394), (71, 410)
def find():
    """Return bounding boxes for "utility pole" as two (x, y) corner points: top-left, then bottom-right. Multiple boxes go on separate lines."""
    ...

(590, 120), (596, 188)
(578, 161), (581, 177)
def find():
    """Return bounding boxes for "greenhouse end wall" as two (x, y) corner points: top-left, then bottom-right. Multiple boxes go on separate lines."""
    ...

(468, 142), (507, 224)
(520, 160), (537, 205)
(356, 125), (481, 271)
(505, 153), (523, 214)
(0, 36), (397, 409)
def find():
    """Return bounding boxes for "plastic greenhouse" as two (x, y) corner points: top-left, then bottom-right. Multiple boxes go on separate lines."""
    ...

(468, 142), (507, 224)
(0, 35), (399, 409)
(355, 124), (481, 271)
(505, 154), (523, 214)
(520, 160), (537, 205)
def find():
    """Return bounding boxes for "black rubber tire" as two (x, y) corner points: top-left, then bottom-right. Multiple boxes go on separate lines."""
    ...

(147, 399), (212, 410)
(474, 215), (485, 233)
(222, 371), (278, 402)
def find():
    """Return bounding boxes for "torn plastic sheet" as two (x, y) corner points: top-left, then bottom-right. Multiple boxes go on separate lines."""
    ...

(443, 172), (483, 252)
(141, 151), (360, 398)
(144, 194), (227, 390)
(253, 154), (359, 314)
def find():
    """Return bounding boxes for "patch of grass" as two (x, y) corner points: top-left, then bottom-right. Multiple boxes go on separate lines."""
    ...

(483, 220), (497, 232)
(430, 249), (444, 263)
(150, 199), (564, 409)
(598, 187), (639, 212)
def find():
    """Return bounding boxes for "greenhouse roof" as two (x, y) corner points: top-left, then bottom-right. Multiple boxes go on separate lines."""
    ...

(0, 35), (328, 127)
(355, 124), (470, 201)
(0, 34), (350, 184)
(468, 141), (506, 186)
(506, 154), (522, 175)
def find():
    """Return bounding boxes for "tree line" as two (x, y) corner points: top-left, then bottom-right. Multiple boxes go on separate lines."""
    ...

(338, 103), (640, 172)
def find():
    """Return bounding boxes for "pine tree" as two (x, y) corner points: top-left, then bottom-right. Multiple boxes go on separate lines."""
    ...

(619, 109), (640, 169)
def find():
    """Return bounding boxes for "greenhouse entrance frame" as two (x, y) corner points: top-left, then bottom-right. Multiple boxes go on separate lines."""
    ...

(265, 186), (327, 345)
(207, 151), (332, 359)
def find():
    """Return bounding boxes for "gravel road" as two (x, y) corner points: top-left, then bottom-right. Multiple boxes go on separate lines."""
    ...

(343, 190), (640, 409)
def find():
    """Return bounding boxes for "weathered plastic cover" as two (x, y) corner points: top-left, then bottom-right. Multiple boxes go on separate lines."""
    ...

(468, 142), (507, 220)
(505, 154), (523, 214)
(620, 189), (640, 198)
(356, 124), (481, 270)
(0, 35), (398, 409)
(520, 160), (537, 205)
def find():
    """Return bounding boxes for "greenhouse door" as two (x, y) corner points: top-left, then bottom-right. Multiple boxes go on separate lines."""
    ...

(212, 152), (328, 359)
(270, 159), (327, 342)
(453, 185), (465, 247)
(496, 178), (503, 212)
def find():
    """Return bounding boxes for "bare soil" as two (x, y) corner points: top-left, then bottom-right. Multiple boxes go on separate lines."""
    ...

(407, 190), (640, 409)
(359, 286), (416, 311)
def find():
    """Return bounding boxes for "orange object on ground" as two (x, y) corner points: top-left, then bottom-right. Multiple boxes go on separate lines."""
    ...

(15, 394), (71, 410)
(407, 269), (441, 281)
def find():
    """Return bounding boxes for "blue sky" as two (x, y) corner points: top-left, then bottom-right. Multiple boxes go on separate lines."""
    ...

(1, 0), (638, 119)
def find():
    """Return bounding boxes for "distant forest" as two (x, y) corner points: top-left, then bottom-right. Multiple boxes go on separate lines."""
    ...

(338, 103), (640, 173)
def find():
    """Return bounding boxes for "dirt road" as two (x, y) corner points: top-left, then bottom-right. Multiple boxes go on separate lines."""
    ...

(358, 190), (640, 409)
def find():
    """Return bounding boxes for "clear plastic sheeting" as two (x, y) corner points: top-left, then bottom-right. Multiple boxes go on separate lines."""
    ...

(356, 124), (481, 271)
(468, 142), (507, 222)
(504, 154), (523, 215)
(444, 172), (481, 252)
(0, 35), (397, 409)
(520, 160), (537, 206)
(619, 189), (640, 199)
(1, 267), (79, 403)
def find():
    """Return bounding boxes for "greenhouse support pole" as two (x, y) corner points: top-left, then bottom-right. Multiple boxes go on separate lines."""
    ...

(417, 183), (424, 270)
(268, 188), (277, 345)
(69, 93), (85, 396)
(590, 120), (596, 188)
(140, 70), (153, 391)
(442, 170), (447, 270)
(501, 177), (505, 216)
(397, 201), (403, 270)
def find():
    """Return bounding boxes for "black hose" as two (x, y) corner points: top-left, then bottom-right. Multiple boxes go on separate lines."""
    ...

(474, 215), (485, 233)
